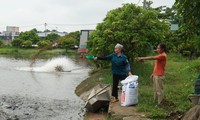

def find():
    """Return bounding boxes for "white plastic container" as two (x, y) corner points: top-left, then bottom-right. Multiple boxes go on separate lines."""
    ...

(121, 75), (138, 106)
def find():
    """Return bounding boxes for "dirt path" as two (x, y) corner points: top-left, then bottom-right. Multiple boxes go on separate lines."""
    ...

(108, 91), (147, 120)
(84, 113), (107, 120)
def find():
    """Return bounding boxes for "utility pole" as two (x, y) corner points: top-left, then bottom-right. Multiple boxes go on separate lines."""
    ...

(44, 23), (47, 37)
(143, 0), (147, 9)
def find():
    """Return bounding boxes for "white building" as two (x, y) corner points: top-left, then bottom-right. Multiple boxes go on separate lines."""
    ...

(3, 26), (20, 40)
(6, 26), (19, 33)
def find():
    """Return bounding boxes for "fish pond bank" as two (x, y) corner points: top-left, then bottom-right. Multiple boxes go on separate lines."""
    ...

(75, 54), (199, 119)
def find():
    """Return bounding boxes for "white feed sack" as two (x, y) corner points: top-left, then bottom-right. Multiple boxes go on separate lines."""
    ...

(121, 75), (138, 106)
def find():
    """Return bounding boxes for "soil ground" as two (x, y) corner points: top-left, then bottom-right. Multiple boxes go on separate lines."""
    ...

(108, 91), (148, 120)
(84, 112), (107, 120)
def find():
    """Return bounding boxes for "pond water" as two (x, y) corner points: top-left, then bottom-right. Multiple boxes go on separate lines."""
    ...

(0, 55), (90, 120)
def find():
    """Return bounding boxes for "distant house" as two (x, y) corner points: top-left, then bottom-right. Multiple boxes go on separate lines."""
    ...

(37, 31), (68, 40)
(0, 26), (20, 44)
(78, 30), (94, 53)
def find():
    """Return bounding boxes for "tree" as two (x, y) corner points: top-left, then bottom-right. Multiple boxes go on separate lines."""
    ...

(67, 31), (80, 43)
(16, 29), (40, 44)
(58, 31), (80, 47)
(155, 5), (180, 24)
(11, 38), (23, 47)
(146, 0), (153, 10)
(174, 0), (200, 57)
(37, 40), (51, 48)
(52, 29), (57, 32)
(21, 40), (32, 48)
(31, 28), (38, 33)
(88, 3), (169, 63)
(45, 33), (60, 42)
(44, 29), (51, 32)
(175, 0), (200, 38)
(58, 37), (76, 49)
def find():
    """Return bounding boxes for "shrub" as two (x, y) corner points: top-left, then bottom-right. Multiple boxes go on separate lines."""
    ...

(11, 38), (23, 47)
(21, 40), (32, 48)
(0, 39), (5, 47)
(37, 40), (51, 48)
(58, 37), (76, 48)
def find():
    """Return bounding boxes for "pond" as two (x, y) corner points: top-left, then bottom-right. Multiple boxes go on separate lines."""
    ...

(0, 55), (90, 120)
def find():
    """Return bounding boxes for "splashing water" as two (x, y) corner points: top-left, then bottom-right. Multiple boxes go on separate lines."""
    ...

(17, 57), (80, 72)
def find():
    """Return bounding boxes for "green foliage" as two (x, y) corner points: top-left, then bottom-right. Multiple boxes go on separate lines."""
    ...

(58, 31), (80, 46)
(164, 31), (180, 53)
(11, 38), (23, 47)
(0, 39), (5, 47)
(0, 47), (66, 58)
(175, 0), (200, 38)
(31, 28), (38, 33)
(44, 29), (51, 32)
(15, 29), (40, 44)
(177, 35), (200, 57)
(67, 31), (80, 43)
(155, 5), (181, 24)
(58, 37), (76, 49)
(174, 1), (200, 57)
(94, 54), (195, 119)
(37, 40), (51, 48)
(21, 40), (32, 48)
(45, 33), (60, 42)
(88, 3), (169, 65)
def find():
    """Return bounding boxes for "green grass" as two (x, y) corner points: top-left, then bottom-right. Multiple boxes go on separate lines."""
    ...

(0, 47), (74, 59)
(93, 53), (199, 119)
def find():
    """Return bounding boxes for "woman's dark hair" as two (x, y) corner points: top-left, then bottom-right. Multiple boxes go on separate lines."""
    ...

(158, 43), (167, 52)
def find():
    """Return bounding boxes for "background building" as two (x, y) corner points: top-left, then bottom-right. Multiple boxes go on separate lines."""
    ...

(78, 30), (94, 53)
(3, 26), (20, 41)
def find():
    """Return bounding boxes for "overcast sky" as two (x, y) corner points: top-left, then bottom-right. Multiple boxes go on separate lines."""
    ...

(0, 0), (175, 32)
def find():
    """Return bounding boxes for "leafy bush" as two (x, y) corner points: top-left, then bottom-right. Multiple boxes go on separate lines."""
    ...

(37, 40), (51, 48)
(45, 33), (60, 42)
(17, 29), (40, 44)
(58, 37), (76, 49)
(182, 51), (191, 57)
(21, 40), (32, 48)
(174, 35), (200, 57)
(11, 38), (23, 47)
(0, 39), (5, 47)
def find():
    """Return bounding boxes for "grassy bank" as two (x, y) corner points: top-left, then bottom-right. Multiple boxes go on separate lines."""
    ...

(76, 53), (199, 119)
(0, 47), (76, 59)
(75, 68), (112, 96)
(133, 54), (198, 118)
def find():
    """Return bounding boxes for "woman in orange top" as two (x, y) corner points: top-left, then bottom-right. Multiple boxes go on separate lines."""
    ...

(135, 43), (167, 104)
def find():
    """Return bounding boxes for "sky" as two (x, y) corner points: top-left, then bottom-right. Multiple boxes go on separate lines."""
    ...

(0, 0), (175, 33)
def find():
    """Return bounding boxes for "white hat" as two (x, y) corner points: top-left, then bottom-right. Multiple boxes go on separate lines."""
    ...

(115, 43), (123, 49)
